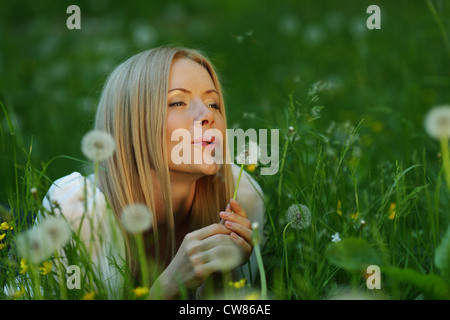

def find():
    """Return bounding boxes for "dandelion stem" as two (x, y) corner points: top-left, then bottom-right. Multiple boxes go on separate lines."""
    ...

(54, 250), (68, 300)
(233, 163), (245, 201)
(252, 223), (267, 299)
(282, 220), (294, 297)
(439, 136), (450, 191)
(135, 232), (149, 287)
(29, 263), (42, 300)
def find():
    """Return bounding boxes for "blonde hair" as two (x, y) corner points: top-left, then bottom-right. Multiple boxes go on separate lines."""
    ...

(94, 47), (234, 271)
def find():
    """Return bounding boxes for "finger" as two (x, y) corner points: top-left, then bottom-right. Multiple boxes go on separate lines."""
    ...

(194, 234), (231, 253)
(186, 223), (231, 241)
(219, 211), (252, 229)
(224, 221), (253, 246)
(230, 232), (253, 258)
(198, 244), (245, 273)
(229, 199), (248, 218)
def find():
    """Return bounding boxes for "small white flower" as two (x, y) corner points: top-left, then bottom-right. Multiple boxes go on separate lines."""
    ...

(331, 232), (341, 243)
(286, 204), (312, 230)
(120, 203), (153, 234)
(424, 105), (450, 140)
(81, 130), (116, 161)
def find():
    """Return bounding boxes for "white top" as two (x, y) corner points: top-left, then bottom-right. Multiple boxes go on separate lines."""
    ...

(42, 164), (265, 299)
(42, 172), (126, 299)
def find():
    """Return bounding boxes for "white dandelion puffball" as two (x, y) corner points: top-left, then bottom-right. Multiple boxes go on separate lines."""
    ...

(286, 203), (312, 230)
(81, 130), (116, 161)
(40, 215), (72, 251)
(120, 203), (153, 234)
(236, 140), (258, 165)
(424, 105), (450, 140)
(15, 227), (53, 265)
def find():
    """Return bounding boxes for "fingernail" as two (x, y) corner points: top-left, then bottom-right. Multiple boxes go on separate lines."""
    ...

(231, 232), (238, 239)
(220, 211), (229, 218)
(225, 221), (234, 228)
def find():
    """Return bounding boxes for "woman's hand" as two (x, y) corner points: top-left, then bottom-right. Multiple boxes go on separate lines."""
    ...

(219, 199), (253, 262)
(150, 222), (246, 299)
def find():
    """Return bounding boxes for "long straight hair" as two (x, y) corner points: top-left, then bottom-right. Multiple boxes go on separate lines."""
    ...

(94, 47), (234, 271)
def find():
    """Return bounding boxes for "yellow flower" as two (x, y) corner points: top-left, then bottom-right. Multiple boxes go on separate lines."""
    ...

(245, 164), (256, 173)
(0, 233), (6, 241)
(19, 258), (28, 274)
(0, 243), (6, 250)
(39, 261), (53, 275)
(133, 286), (149, 298)
(244, 292), (260, 300)
(370, 121), (384, 133)
(82, 291), (96, 300)
(228, 278), (247, 289)
(0, 222), (13, 231)
(337, 201), (342, 216)
(351, 211), (359, 221)
(13, 286), (25, 300)
(388, 202), (396, 220)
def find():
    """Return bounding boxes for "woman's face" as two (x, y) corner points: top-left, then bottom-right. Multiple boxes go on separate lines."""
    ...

(166, 57), (226, 177)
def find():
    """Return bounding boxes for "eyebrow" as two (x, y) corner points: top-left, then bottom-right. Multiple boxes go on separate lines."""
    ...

(168, 88), (219, 95)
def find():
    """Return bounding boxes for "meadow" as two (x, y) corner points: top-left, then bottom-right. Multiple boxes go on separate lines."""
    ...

(1, 0), (450, 300)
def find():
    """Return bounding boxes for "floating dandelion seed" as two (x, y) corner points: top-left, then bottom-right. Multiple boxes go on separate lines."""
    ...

(286, 204), (312, 230)
(81, 130), (116, 161)
(120, 203), (153, 234)
(424, 105), (450, 140)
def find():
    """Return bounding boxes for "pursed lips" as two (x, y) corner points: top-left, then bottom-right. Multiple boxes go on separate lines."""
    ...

(192, 135), (217, 148)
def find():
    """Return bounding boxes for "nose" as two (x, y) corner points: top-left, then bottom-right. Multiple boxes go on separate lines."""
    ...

(194, 102), (215, 128)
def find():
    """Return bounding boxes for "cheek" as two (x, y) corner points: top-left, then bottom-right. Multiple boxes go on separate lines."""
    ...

(166, 112), (186, 145)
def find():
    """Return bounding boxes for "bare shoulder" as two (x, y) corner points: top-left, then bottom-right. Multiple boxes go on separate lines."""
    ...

(231, 164), (265, 227)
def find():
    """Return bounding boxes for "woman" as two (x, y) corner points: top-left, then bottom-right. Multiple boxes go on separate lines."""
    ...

(43, 47), (265, 299)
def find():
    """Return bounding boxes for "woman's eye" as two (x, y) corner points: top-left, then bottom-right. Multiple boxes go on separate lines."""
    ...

(169, 101), (185, 107)
(208, 103), (220, 110)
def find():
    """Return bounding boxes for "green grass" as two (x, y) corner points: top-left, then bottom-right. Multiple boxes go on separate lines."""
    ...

(1, 0), (450, 300)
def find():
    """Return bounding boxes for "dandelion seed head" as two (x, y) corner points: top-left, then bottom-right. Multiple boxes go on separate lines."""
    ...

(81, 130), (116, 161)
(15, 227), (53, 264)
(286, 204), (311, 230)
(236, 140), (258, 165)
(40, 215), (72, 251)
(120, 203), (153, 234)
(424, 105), (450, 140)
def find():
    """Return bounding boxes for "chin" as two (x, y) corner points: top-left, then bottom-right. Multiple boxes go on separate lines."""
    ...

(198, 162), (222, 176)
(169, 162), (222, 178)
